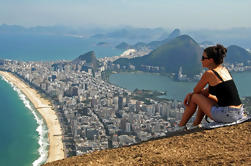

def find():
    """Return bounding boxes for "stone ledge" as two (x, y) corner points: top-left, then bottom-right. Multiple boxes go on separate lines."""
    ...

(44, 120), (251, 166)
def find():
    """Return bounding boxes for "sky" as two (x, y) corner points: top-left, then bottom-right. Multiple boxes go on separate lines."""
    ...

(0, 0), (251, 30)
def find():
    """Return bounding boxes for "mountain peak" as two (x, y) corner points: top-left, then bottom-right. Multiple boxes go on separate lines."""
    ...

(176, 34), (196, 42)
(72, 51), (99, 71)
(114, 35), (203, 75)
(73, 51), (96, 62)
(167, 28), (181, 39)
(225, 45), (251, 64)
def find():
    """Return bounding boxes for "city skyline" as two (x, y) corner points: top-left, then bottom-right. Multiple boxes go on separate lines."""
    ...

(0, 0), (251, 30)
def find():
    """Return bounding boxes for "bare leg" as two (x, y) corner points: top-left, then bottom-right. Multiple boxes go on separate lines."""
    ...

(192, 107), (205, 126)
(179, 101), (198, 126)
(192, 95), (217, 126)
(179, 94), (217, 127)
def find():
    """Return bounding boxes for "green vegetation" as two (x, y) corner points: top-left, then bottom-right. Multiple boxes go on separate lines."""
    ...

(115, 42), (130, 50)
(226, 45), (251, 64)
(72, 51), (99, 71)
(147, 28), (181, 49)
(97, 42), (109, 46)
(132, 89), (169, 104)
(114, 35), (203, 75)
(114, 35), (251, 77)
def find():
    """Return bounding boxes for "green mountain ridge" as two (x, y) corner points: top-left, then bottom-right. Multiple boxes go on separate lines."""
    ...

(114, 35), (203, 75)
(115, 42), (131, 50)
(147, 28), (181, 49)
(72, 51), (99, 71)
(114, 35), (251, 75)
(225, 45), (251, 64)
(115, 29), (181, 50)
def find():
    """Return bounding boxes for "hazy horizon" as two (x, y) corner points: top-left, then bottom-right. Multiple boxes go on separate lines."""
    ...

(2, 23), (251, 31)
(1, 0), (251, 30)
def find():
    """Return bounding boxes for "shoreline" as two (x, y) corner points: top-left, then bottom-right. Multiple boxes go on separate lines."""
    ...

(0, 71), (65, 163)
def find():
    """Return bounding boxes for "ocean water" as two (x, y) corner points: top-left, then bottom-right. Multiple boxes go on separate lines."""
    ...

(0, 76), (48, 166)
(0, 34), (123, 61)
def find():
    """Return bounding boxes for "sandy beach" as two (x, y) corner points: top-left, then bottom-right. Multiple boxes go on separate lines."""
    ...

(0, 71), (65, 163)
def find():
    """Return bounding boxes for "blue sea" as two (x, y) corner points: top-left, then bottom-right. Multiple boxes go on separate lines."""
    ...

(0, 35), (123, 166)
(0, 76), (48, 166)
(0, 34), (123, 61)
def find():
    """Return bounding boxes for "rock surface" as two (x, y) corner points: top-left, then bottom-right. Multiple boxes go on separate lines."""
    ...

(44, 121), (251, 166)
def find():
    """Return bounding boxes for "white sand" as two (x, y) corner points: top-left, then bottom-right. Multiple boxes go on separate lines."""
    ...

(0, 71), (65, 163)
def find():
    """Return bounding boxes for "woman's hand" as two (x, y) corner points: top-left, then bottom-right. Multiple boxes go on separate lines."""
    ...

(200, 88), (209, 97)
(184, 93), (193, 106)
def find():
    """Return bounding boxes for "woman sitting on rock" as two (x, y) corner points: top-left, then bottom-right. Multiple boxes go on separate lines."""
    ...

(178, 44), (244, 130)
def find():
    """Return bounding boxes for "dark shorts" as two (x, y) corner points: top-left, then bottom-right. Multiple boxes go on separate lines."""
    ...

(211, 105), (244, 123)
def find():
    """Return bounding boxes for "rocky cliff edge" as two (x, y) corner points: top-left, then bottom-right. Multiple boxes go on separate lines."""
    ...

(44, 121), (251, 166)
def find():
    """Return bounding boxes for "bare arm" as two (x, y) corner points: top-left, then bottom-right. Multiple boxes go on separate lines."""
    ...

(184, 72), (209, 106)
(193, 71), (210, 93)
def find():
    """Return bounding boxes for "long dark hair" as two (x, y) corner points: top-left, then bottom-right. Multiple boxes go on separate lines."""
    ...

(204, 44), (227, 65)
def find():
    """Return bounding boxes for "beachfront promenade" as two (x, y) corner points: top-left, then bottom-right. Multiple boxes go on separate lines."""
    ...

(0, 71), (65, 163)
(0, 59), (185, 158)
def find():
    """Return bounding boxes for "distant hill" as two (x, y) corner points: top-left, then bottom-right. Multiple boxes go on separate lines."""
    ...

(96, 42), (109, 46)
(225, 45), (251, 64)
(107, 27), (167, 40)
(72, 51), (99, 71)
(147, 29), (181, 49)
(0, 24), (76, 36)
(133, 42), (148, 50)
(116, 42), (131, 50)
(199, 41), (215, 48)
(114, 35), (251, 75)
(114, 29), (182, 51)
(91, 27), (168, 43)
(114, 35), (203, 75)
(186, 27), (251, 49)
(167, 28), (181, 40)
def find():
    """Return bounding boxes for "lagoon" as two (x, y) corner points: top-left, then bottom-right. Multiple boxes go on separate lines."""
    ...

(109, 71), (251, 101)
